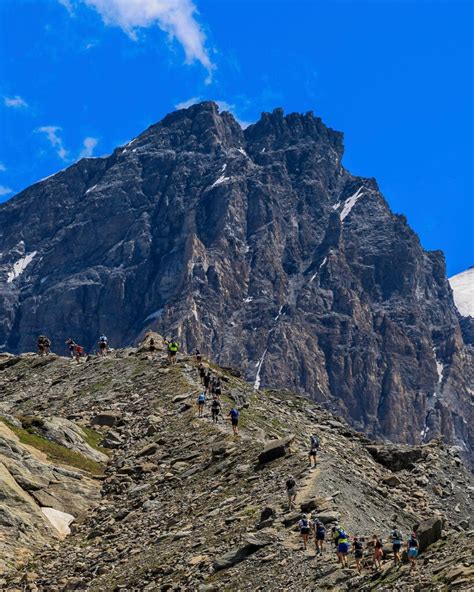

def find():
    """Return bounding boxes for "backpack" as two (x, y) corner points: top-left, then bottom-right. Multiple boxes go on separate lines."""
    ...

(99, 336), (107, 344)
(286, 478), (296, 490)
(230, 409), (239, 419)
(337, 529), (348, 540)
(198, 393), (206, 403)
(316, 523), (325, 535)
(300, 518), (309, 529)
(310, 435), (320, 449)
(392, 529), (402, 541)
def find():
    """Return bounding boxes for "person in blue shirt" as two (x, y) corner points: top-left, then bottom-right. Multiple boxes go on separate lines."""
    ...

(229, 407), (239, 435)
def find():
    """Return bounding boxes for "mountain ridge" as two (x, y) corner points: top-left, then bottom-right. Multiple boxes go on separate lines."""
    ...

(0, 101), (472, 462)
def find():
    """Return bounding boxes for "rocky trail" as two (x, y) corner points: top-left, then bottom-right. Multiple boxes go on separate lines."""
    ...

(0, 339), (472, 591)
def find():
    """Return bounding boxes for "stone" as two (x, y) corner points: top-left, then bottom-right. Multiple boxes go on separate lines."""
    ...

(137, 443), (158, 457)
(415, 517), (443, 552)
(258, 435), (295, 464)
(91, 412), (122, 428)
(366, 445), (425, 471)
(300, 499), (318, 513)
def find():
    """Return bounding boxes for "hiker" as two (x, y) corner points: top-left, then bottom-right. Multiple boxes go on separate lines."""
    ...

(98, 335), (108, 356)
(372, 535), (383, 570)
(37, 335), (51, 355)
(313, 518), (326, 556)
(353, 536), (364, 573)
(211, 398), (221, 423)
(195, 348), (202, 363)
(331, 523), (340, 551)
(198, 363), (206, 385)
(299, 514), (311, 550)
(390, 526), (403, 567)
(335, 526), (350, 567)
(197, 392), (206, 418)
(285, 475), (297, 511)
(407, 532), (419, 571)
(73, 343), (85, 363)
(213, 377), (222, 399)
(308, 434), (320, 468)
(203, 371), (211, 394)
(228, 407), (239, 435)
(166, 338), (179, 363)
(65, 338), (76, 358)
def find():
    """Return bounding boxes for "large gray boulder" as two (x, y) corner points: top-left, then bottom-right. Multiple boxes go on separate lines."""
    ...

(258, 435), (294, 464)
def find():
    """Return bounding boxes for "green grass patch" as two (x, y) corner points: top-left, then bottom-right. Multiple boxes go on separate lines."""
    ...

(0, 417), (104, 476)
(79, 425), (110, 455)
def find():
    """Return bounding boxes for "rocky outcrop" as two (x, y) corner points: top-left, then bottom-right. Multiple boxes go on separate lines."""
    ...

(0, 102), (472, 461)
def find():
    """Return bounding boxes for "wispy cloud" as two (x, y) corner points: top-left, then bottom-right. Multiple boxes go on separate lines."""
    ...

(175, 97), (253, 128)
(4, 95), (28, 109)
(58, 0), (74, 13)
(0, 163), (6, 172)
(79, 136), (99, 158)
(36, 126), (69, 161)
(61, 1), (215, 81)
(0, 186), (13, 197)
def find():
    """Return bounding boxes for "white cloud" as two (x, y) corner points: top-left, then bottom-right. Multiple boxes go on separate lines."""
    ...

(0, 163), (6, 172)
(174, 97), (253, 128)
(58, 0), (74, 13)
(36, 126), (69, 161)
(64, 0), (214, 81)
(79, 136), (99, 158)
(0, 186), (13, 196)
(4, 95), (28, 108)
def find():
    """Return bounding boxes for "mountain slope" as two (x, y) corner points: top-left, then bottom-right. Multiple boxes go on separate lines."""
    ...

(0, 102), (472, 458)
(1, 348), (473, 591)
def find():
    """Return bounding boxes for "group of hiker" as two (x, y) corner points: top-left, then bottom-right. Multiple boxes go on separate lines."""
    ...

(288, 470), (419, 574)
(37, 335), (109, 359)
(196, 356), (240, 435)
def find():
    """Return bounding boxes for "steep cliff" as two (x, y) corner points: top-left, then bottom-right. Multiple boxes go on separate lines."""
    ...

(0, 102), (471, 457)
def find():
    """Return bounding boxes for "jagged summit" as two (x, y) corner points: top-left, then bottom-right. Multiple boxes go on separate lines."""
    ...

(0, 102), (472, 464)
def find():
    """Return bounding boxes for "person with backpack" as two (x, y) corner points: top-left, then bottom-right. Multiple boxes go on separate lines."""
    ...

(372, 534), (384, 570)
(98, 335), (108, 356)
(213, 377), (222, 399)
(313, 519), (326, 556)
(228, 407), (239, 435)
(66, 338), (76, 359)
(37, 335), (51, 355)
(407, 532), (419, 571)
(285, 475), (297, 511)
(309, 434), (320, 468)
(195, 348), (202, 363)
(166, 339), (179, 363)
(211, 398), (221, 423)
(390, 526), (403, 567)
(298, 514), (311, 550)
(353, 536), (364, 573)
(203, 371), (212, 394)
(73, 343), (85, 363)
(198, 363), (206, 385)
(197, 392), (206, 417)
(335, 526), (350, 567)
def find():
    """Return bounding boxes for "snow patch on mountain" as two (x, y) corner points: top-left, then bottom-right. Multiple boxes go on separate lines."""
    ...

(449, 268), (474, 317)
(7, 252), (37, 283)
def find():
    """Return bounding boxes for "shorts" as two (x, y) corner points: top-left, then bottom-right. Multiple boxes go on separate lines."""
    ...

(231, 418), (238, 426)
(408, 548), (418, 558)
(338, 542), (349, 555)
(287, 488), (296, 497)
(309, 450), (317, 457)
(316, 533), (325, 541)
(301, 528), (310, 535)
(168, 350), (176, 357)
(355, 551), (363, 559)
(392, 543), (401, 553)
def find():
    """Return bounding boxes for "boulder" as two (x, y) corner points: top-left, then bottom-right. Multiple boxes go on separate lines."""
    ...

(312, 512), (340, 524)
(213, 532), (274, 571)
(136, 443), (158, 457)
(366, 445), (425, 471)
(300, 499), (318, 513)
(91, 411), (122, 428)
(258, 435), (294, 464)
(415, 517), (443, 552)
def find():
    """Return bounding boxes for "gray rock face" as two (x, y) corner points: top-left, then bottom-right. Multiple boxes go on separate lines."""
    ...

(0, 101), (472, 459)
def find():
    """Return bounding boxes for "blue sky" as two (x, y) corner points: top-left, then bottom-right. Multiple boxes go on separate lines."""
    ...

(0, 0), (472, 275)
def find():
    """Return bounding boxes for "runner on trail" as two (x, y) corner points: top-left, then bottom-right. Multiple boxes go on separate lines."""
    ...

(211, 398), (221, 423)
(390, 526), (403, 567)
(407, 532), (419, 571)
(195, 348), (202, 363)
(228, 407), (239, 435)
(313, 518), (325, 556)
(335, 526), (350, 567)
(166, 338), (179, 363)
(98, 335), (108, 356)
(285, 475), (297, 511)
(299, 514), (311, 550)
(65, 338), (76, 358)
(372, 534), (383, 570)
(308, 434), (320, 468)
(197, 392), (206, 418)
(73, 343), (85, 363)
(37, 335), (51, 355)
(198, 363), (206, 385)
(353, 536), (364, 573)
(203, 371), (211, 393)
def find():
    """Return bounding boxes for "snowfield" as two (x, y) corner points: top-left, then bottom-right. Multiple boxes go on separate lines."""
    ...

(449, 268), (474, 318)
